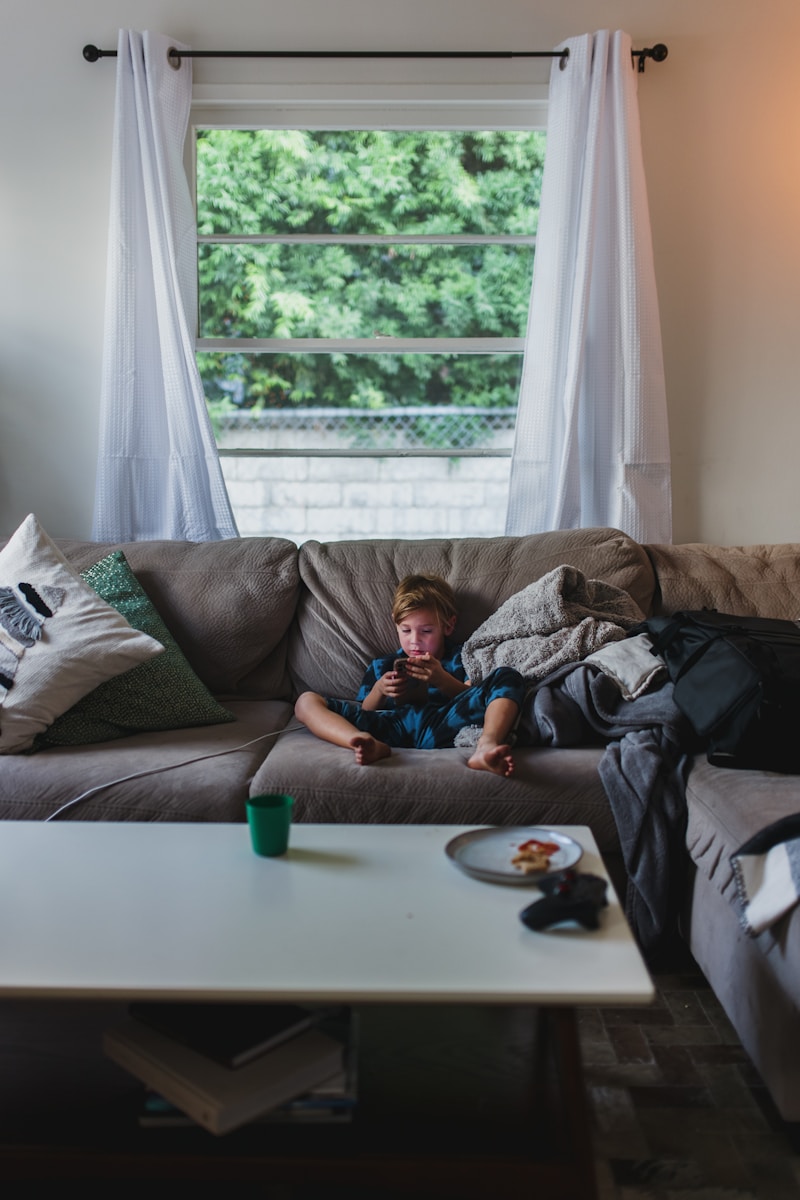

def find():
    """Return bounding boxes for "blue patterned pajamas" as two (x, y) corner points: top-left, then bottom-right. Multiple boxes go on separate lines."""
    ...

(326, 658), (525, 750)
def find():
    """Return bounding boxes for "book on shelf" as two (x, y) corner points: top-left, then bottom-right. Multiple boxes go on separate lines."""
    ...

(138, 1065), (357, 1128)
(103, 1016), (345, 1136)
(127, 1000), (334, 1069)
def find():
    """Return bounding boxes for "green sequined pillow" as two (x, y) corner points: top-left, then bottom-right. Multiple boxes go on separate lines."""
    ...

(34, 551), (234, 748)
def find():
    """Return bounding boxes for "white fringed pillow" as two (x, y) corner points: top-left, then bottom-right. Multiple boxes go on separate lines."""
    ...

(0, 514), (164, 753)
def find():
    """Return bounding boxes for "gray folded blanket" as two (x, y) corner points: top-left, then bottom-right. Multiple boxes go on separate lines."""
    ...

(519, 661), (693, 961)
(461, 565), (645, 685)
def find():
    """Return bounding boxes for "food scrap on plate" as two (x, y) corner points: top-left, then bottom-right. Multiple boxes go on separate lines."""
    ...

(511, 837), (560, 875)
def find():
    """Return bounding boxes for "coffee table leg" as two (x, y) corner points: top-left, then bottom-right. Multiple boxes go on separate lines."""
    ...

(529, 1006), (598, 1200)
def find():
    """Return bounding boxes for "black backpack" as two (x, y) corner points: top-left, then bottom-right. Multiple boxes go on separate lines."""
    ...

(642, 609), (800, 773)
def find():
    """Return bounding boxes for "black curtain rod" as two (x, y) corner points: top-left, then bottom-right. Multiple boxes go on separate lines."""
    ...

(83, 43), (668, 73)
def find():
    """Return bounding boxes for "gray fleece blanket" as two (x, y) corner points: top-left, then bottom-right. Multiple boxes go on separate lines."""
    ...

(460, 567), (691, 960)
(461, 565), (645, 685)
(518, 660), (693, 960)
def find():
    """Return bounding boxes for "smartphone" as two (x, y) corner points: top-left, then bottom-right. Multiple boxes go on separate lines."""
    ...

(393, 657), (407, 675)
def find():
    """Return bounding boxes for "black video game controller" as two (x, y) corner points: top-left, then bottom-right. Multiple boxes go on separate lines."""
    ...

(519, 869), (609, 931)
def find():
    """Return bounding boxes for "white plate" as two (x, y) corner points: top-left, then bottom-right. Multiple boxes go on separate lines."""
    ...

(445, 826), (583, 886)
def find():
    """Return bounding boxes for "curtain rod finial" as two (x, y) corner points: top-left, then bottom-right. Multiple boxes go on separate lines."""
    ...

(83, 44), (101, 62)
(637, 43), (669, 72)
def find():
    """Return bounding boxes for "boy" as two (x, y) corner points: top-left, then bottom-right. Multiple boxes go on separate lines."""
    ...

(294, 573), (525, 776)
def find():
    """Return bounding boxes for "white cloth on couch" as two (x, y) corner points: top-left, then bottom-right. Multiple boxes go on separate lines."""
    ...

(731, 814), (800, 936)
(584, 632), (667, 700)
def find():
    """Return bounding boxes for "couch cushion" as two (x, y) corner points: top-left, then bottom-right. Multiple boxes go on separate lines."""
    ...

(48, 536), (300, 700)
(685, 757), (800, 906)
(684, 756), (800, 1120)
(646, 541), (800, 619)
(34, 551), (235, 748)
(0, 514), (164, 754)
(291, 528), (655, 699)
(0, 699), (293, 821)
(251, 725), (621, 852)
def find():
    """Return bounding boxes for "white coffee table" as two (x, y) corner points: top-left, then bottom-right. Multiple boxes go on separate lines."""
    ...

(0, 821), (653, 1194)
(0, 820), (652, 1003)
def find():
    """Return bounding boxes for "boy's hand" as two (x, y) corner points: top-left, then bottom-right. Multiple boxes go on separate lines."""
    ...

(378, 665), (413, 701)
(405, 653), (469, 698)
(404, 653), (445, 688)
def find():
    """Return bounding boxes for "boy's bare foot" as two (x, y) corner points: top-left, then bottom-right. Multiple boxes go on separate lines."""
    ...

(467, 740), (515, 777)
(350, 734), (391, 766)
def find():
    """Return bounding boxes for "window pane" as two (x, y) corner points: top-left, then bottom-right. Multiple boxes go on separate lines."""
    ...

(196, 129), (545, 237)
(195, 123), (544, 542)
(200, 352), (523, 448)
(198, 243), (534, 340)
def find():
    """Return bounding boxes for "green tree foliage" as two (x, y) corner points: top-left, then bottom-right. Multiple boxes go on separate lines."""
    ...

(195, 129), (545, 419)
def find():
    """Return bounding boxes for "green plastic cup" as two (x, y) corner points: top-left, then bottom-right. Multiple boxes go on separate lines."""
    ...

(246, 793), (294, 857)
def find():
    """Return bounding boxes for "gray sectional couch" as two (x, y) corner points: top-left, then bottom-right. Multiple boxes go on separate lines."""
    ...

(1, 524), (798, 1122)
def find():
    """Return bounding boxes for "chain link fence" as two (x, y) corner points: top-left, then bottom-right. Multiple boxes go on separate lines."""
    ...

(215, 405), (517, 453)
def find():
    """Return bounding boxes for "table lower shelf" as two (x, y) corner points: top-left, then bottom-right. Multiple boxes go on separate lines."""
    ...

(0, 998), (597, 1197)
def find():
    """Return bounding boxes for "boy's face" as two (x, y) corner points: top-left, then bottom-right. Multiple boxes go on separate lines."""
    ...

(395, 605), (455, 660)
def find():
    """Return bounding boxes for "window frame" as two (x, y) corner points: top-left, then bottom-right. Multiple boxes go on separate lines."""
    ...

(189, 66), (548, 461)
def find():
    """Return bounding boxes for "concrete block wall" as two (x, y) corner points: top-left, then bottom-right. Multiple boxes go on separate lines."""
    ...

(221, 453), (511, 543)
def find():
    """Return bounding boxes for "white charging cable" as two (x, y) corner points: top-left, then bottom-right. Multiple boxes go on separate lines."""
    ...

(44, 722), (305, 821)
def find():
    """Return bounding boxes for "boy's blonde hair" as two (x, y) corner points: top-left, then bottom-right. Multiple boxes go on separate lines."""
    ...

(391, 573), (458, 628)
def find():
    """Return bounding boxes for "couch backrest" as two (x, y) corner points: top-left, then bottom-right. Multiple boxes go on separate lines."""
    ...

(645, 542), (800, 621)
(289, 527), (655, 698)
(53, 536), (300, 699)
(20, 526), (800, 704)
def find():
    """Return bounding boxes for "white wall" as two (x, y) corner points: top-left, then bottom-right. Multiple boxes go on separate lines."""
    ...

(2, 0), (800, 545)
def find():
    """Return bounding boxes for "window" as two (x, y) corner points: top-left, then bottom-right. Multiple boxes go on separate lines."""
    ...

(191, 77), (546, 542)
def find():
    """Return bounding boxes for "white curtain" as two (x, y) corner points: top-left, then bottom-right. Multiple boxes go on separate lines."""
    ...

(92, 30), (238, 542)
(506, 30), (672, 544)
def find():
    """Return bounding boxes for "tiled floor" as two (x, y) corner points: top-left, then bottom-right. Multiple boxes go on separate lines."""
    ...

(584, 961), (800, 1199)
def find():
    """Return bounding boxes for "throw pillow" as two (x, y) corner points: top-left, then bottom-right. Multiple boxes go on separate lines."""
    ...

(36, 550), (235, 748)
(0, 514), (164, 754)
